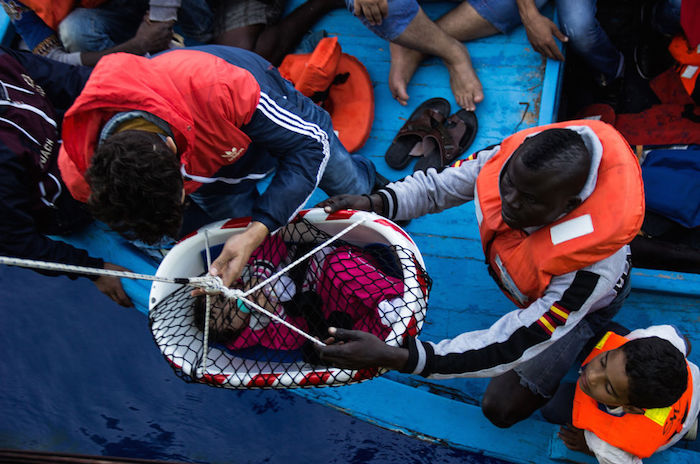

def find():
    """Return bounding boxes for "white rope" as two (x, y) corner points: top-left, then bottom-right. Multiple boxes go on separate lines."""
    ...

(201, 230), (213, 375)
(232, 218), (367, 300)
(0, 255), (215, 286)
(234, 291), (326, 347)
(2, 216), (368, 370)
(195, 218), (368, 355)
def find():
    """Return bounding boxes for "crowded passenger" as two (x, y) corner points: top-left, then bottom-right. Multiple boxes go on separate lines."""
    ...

(0, 46), (131, 306)
(0, 0), (201, 66)
(542, 325), (699, 463)
(57, 45), (383, 273)
(345, 0), (681, 110)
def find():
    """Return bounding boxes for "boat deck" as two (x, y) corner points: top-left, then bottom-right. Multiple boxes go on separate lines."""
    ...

(3, 3), (697, 463)
(287, 4), (700, 463)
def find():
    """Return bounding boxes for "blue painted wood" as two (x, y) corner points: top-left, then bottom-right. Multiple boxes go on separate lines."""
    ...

(1, 3), (697, 463)
(284, 3), (700, 462)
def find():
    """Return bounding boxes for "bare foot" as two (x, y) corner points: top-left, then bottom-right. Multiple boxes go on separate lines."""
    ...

(444, 44), (483, 111)
(388, 42), (425, 106)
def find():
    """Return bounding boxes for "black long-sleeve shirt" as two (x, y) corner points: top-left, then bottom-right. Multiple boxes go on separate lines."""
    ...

(0, 47), (102, 277)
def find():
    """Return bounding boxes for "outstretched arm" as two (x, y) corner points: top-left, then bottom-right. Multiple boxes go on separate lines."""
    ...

(320, 147), (494, 220)
(318, 327), (409, 369)
(516, 0), (568, 61)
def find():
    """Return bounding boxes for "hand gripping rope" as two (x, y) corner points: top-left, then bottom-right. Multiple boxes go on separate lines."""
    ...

(0, 218), (368, 377)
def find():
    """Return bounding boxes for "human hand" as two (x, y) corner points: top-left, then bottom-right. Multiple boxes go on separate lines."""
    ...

(316, 194), (379, 214)
(522, 13), (567, 61)
(353, 0), (388, 26)
(558, 424), (593, 455)
(131, 16), (174, 54)
(316, 327), (409, 370)
(209, 222), (269, 288)
(94, 262), (133, 307)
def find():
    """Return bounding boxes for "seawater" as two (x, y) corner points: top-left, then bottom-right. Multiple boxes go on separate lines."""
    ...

(0, 265), (505, 464)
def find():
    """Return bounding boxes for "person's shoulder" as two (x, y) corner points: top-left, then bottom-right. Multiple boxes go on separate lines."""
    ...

(628, 325), (687, 355)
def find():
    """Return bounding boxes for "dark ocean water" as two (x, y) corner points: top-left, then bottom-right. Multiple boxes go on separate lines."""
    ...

(0, 265), (504, 464)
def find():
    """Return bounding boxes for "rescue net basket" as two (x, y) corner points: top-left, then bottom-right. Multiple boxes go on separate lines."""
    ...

(149, 215), (431, 389)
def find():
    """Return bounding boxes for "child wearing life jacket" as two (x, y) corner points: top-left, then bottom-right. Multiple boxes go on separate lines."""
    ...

(193, 234), (406, 356)
(548, 325), (699, 463)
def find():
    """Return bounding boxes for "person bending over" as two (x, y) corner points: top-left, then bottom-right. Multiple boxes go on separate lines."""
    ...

(58, 44), (381, 279)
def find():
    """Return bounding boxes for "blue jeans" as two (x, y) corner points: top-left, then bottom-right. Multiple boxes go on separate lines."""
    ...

(471, 0), (622, 79)
(346, 0), (621, 78)
(556, 0), (623, 80)
(58, 0), (214, 52)
(514, 272), (632, 399)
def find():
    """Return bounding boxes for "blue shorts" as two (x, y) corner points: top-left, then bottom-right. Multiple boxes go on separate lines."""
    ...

(344, 0), (549, 40)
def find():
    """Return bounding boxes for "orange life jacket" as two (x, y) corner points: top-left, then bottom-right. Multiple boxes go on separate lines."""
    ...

(475, 120), (644, 307)
(572, 331), (694, 458)
(22, 0), (107, 30)
(667, 35), (700, 103)
(678, 64), (699, 103)
(279, 37), (374, 153)
(668, 35), (700, 66)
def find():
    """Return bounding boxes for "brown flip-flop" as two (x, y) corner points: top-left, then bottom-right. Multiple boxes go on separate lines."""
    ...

(413, 109), (478, 173)
(385, 98), (451, 170)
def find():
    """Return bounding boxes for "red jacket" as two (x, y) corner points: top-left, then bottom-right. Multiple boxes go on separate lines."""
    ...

(58, 49), (260, 203)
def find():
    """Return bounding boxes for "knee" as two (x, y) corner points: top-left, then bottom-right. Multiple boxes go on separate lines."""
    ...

(481, 391), (518, 429)
(57, 9), (95, 52)
(557, 8), (599, 52)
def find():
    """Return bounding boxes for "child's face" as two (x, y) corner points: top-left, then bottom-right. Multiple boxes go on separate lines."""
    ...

(577, 348), (631, 407)
(208, 296), (248, 334)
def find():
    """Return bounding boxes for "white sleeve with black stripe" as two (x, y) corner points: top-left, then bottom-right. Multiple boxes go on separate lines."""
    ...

(376, 146), (499, 221)
(401, 246), (630, 379)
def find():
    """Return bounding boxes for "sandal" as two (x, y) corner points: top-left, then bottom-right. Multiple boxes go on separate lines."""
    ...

(413, 109), (478, 173)
(385, 98), (451, 170)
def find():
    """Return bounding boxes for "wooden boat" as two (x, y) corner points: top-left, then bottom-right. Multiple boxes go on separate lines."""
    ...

(2, 2), (697, 462)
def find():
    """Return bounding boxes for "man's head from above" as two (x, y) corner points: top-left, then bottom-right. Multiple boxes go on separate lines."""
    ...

(578, 336), (687, 412)
(499, 128), (591, 230)
(87, 130), (184, 244)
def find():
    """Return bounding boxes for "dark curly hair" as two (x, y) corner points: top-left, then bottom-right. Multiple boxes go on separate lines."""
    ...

(86, 130), (184, 244)
(622, 336), (688, 409)
(515, 128), (591, 173)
